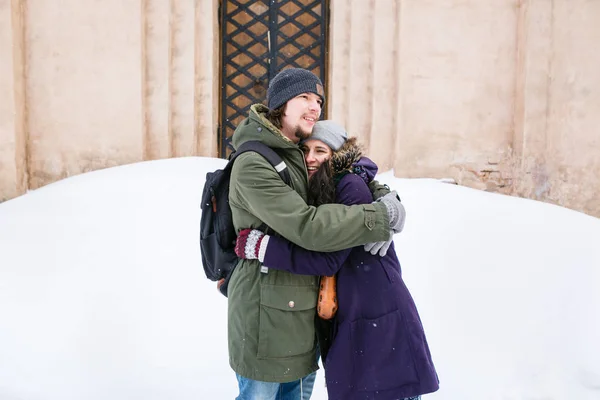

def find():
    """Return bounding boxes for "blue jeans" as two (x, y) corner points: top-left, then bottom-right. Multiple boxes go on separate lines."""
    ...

(235, 372), (316, 400)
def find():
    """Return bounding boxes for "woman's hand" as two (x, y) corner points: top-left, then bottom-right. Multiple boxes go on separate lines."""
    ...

(235, 228), (270, 262)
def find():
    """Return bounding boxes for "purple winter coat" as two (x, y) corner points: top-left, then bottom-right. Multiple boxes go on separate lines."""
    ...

(262, 156), (439, 400)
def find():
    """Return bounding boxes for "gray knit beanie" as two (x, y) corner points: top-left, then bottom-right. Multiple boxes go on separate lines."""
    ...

(267, 68), (325, 110)
(304, 120), (348, 151)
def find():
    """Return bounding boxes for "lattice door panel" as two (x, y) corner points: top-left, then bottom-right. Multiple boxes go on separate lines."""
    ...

(273, 0), (327, 79)
(220, 0), (328, 157)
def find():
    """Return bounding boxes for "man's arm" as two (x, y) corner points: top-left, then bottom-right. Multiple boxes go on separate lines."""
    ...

(230, 152), (390, 252)
(369, 179), (391, 201)
(235, 173), (375, 274)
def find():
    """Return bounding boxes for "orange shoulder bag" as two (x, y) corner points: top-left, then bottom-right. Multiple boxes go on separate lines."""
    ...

(317, 275), (338, 320)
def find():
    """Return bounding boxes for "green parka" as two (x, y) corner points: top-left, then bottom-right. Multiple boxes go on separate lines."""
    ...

(227, 104), (390, 382)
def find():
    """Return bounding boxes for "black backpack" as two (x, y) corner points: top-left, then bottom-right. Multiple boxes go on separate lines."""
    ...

(200, 141), (291, 297)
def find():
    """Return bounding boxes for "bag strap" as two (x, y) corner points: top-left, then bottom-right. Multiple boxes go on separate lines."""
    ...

(229, 141), (291, 185)
(227, 141), (292, 237)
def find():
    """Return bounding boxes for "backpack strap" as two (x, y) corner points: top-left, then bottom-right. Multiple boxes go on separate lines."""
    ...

(229, 141), (291, 185)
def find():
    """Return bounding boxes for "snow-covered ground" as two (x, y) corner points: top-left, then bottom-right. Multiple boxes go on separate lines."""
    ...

(0, 157), (599, 400)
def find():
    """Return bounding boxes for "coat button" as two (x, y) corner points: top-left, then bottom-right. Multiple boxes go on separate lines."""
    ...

(288, 301), (295, 308)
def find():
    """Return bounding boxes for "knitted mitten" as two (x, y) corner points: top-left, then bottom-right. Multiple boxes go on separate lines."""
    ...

(235, 228), (270, 262)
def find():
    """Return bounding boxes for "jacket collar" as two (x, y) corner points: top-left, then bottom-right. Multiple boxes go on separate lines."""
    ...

(331, 137), (379, 183)
(231, 104), (296, 151)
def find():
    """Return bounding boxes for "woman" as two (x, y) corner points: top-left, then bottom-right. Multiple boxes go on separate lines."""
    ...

(235, 120), (439, 400)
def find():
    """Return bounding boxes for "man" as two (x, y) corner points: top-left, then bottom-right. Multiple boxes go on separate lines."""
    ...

(227, 68), (405, 399)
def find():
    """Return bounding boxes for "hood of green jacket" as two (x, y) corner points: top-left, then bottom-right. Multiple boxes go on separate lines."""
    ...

(231, 104), (298, 152)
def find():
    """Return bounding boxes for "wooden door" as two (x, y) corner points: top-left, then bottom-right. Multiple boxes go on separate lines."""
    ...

(219, 0), (329, 157)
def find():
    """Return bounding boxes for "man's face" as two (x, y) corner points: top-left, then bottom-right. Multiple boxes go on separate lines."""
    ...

(280, 93), (323, 143)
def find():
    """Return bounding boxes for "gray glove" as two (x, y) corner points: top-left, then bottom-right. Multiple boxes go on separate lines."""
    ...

(364, 232), (393, 257)
(364, 191), (406, 257)
(377, 191), (406, 233)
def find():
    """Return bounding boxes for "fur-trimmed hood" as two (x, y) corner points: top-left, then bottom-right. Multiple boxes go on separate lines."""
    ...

(330, 137), (378, 183)
(231, 104), (296, 151)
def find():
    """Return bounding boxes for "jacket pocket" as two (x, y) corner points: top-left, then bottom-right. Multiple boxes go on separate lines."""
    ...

(257, 284), (318, 359)
(350, 310), (419, 392)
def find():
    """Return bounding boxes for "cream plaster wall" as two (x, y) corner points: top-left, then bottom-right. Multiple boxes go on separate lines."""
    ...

(0, 0), (219, 199)
(328, 0), (599, 216)
(0, 0), (27, 200)
(0, 0), (598, 217)
(512, 0), (600, 215)
(329, 0), (517, 192)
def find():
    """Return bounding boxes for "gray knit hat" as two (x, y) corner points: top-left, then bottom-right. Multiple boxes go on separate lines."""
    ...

(304, 120), (348, 151)
(267, 68), (325, 110)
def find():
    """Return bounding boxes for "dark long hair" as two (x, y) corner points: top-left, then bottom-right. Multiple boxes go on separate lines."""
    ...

(265, 105), (285, 129)
(307, 160), (337, 206)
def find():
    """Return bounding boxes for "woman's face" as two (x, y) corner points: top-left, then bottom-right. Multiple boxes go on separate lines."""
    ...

(302, 139), (333, 179)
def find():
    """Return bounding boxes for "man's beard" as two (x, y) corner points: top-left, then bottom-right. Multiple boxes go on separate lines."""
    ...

(294, 126), (311, 141)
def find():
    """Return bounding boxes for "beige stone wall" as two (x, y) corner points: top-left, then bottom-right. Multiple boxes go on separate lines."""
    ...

(0, 0), (219, 199)
(512, 0), (600, 216)
(0, 0), (598, 217)
(0, 0), (27, 200)
(328, 0), (599, 216)
(329, 0), (517, 192)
